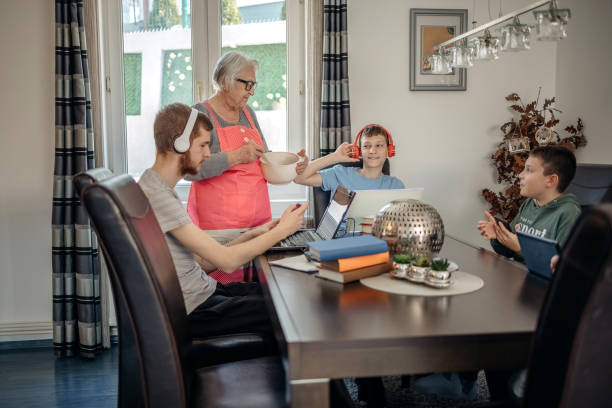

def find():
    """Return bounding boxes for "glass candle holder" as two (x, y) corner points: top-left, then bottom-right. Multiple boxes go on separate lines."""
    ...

(427, 52), (452, 74)
(500, 23), (532, 52)
(449, 45), (474, 68)
(533, 8), (571, 41)
(471, 35), (501, 61)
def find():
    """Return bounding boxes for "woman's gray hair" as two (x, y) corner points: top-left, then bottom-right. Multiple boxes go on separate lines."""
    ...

(212, 52), (259, 92)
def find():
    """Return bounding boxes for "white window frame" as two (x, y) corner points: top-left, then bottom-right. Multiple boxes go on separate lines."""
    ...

(100, 0), (307, 217)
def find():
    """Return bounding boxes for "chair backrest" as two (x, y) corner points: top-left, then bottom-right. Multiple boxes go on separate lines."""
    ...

(313, 159), (390, 226)
(81, 174), (193, 408)
(565, 163), (612, 207)
(523, 204), (612, 408)
(75, 169), (148, 408)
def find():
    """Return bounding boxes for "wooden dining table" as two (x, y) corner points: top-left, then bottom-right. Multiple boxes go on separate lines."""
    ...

(255, 236), (549, 408)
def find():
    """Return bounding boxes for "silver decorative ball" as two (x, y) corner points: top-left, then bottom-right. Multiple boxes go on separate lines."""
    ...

(372, 199), (445, 259)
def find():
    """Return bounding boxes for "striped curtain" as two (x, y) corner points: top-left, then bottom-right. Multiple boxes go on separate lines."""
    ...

(52, 0), (102, 358)
(320, 0), (351, 156)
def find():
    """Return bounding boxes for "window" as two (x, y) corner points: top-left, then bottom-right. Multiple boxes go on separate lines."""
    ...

(102, 0), (306, 216)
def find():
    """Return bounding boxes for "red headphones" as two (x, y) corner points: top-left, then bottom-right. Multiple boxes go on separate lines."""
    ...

(351, 123), (396, 158)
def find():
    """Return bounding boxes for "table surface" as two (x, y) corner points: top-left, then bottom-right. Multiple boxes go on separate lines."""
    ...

(256, 236), (549, 406)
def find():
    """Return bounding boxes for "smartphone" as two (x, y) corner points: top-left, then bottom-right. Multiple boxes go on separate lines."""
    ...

(494, 216), (513, 231)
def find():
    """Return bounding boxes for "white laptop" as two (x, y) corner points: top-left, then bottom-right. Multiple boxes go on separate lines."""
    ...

(347, 188), (425, 219)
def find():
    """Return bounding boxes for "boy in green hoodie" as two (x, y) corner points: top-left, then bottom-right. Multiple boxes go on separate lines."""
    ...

(412, 147), (582, 401)
(476, 145), (581, 401)
(478, 145), (581, 261)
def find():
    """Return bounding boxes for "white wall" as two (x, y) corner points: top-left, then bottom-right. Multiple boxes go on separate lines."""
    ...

(0, 1), (54, 329)
(555, 0), (612, 164)
(348, 0), (610, 249)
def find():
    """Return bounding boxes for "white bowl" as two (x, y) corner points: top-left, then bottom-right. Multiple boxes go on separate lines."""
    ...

(260, 152), (299, 185)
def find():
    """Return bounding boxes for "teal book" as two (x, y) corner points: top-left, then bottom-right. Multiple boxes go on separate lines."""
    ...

(306, 235), (388, 262)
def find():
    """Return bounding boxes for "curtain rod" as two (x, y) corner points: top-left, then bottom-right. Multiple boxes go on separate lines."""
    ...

(434, 0), (551, 50)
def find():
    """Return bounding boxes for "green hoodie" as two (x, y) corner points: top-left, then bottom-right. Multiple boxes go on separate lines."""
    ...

(491, 193), (582, 261)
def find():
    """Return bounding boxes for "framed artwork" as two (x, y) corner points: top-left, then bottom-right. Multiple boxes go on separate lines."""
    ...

(409, 8), (468, 91)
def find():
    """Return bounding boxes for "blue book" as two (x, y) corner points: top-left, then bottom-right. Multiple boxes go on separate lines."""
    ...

(306, 235), (388, 262)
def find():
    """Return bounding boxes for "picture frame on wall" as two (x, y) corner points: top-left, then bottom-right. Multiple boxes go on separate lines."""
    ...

(409, 8), (468, 91)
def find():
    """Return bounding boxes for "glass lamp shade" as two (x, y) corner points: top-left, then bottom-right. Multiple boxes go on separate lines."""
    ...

(427, 53), (452, 74)
(533, 9), (570, 41)
(449, 45), (474, 68)
(500, 23), (532, 51)
(471, 36), (501, 60)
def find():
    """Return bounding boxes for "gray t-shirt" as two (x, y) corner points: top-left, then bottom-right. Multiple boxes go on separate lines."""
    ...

(184, 102), (268, 181)
(138, 168), (217, 313)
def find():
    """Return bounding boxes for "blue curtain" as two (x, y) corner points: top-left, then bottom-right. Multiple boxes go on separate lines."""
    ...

(320, 0), (351, 156)
(52, 0), (102, 358)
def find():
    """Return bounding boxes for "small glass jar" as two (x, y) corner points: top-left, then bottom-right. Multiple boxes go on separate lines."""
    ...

(471, 33), (501, 61)
(499, 22), (532, 52)
(427, 51), (452, 74)
(449, 45), (474, 68)
(533, 8), (570, 41)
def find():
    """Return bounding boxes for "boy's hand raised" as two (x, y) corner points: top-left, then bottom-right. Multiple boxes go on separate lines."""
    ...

(477, 211), (498, 239)
(277, 202), (309, 237)
(333, 142), (360, 163)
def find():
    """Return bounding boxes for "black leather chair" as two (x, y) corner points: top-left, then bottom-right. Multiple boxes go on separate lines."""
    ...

(565, 163), (612, 207)
(519, 203), (612, 408)
(313, 159), (390, 226)
(486, 204), (612, 408)
(77, 172), (286, 408)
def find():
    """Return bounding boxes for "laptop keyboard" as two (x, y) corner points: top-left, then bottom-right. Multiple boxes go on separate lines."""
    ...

(281, 230), (322, 247)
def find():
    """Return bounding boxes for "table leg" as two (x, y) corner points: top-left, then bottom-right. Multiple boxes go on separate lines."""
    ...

(290, 378), (330, 408)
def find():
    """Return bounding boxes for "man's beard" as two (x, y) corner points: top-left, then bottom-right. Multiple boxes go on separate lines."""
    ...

(179, 151), (199, 176)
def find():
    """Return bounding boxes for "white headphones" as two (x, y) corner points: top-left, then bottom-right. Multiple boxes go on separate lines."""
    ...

(173, 108), (199, 154)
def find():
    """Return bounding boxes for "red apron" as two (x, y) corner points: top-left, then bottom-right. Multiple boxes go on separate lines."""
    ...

(187, 102), (271, 283)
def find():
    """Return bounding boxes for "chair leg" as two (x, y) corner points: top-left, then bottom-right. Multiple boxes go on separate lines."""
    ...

(355, 377), (386, 408)
(330, 379), (358, 408)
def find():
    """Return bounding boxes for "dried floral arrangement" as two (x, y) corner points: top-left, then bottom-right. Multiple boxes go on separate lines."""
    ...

(482, 90), (587, 222)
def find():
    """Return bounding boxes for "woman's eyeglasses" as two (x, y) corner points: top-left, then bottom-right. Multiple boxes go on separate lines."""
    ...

(235, 78), (257, 91)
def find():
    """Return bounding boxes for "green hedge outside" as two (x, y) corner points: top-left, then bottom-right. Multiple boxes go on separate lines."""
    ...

(124, 53), (142, 116)
(123, 43), (286, 112)
(161, 49), (193, 106)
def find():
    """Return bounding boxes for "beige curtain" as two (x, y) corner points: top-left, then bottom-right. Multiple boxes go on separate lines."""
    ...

(84, 0), (111, 349)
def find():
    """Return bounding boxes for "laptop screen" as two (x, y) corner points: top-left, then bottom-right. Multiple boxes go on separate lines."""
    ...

(315, 186), (355, 240)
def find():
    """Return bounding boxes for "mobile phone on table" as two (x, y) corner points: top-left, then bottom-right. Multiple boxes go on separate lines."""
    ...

(494, 216), (513, 232)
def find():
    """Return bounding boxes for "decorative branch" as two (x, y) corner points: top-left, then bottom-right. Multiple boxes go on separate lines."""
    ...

(482, 90), (587, 222)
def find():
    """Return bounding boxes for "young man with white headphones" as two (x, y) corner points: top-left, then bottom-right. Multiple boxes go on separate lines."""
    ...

(138, 103), (308, 341)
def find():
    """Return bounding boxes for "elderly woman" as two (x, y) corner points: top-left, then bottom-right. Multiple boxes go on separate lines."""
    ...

(186, 52), (273, 283)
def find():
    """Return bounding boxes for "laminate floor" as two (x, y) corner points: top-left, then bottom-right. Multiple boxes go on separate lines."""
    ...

(0, 345), (118, 408)
(0, 344), (493, 408)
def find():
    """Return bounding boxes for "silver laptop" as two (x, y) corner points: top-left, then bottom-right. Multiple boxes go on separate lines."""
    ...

(270, 185), (356, 251)
(347, 188), (424, 220)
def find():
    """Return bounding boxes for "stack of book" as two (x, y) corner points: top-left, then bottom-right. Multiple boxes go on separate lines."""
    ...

(307, 235), (391, 283)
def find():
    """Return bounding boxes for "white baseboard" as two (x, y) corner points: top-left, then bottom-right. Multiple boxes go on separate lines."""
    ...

(0, 322), (53, 342)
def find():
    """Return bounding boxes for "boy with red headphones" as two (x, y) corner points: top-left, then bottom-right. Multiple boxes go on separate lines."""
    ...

(294, 124), (404, 193)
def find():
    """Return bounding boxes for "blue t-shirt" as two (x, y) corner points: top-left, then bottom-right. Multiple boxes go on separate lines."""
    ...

(318, 165), (405, 235)
(319, 165), (405, 193)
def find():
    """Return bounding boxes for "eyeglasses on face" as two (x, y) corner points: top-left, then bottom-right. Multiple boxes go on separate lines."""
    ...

(235, 78), (257, 91)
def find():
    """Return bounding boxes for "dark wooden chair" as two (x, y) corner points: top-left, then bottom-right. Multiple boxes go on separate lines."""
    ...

(76, 172), (283, 408)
